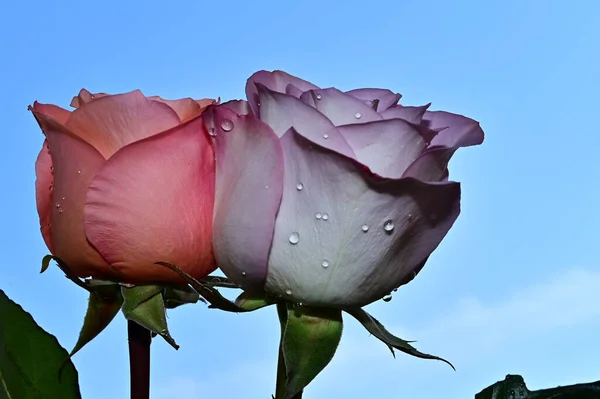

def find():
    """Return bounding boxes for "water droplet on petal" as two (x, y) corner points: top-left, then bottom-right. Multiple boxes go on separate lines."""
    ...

(265, 185), (269, 189)
(316, 94), (322, 100)
(50, 166), (54, 172)
(315, 213), (322, 220)
(296, 183), (304, 191)
(323, 133), (329, 139)
(208, 127), (217, 137)
(58, 208), (64, 214)
(61, 197), (65, 200)
(382, 293), (392, 302)
(49, 184), (53, 191)
(361, 224), (369, 232)
(221, 119), (234, 132)
(241, 271), (247, 277)
(383, 220), (394, 233)
(321, 260), (330, 268)
(354, 112), (362, 119)
(407, 213), (413, 220)
(286, 289), (292, 295)
(288, 232), (300, 244)
(77, 169), (82, 174)
(322, 213), (329, 221)
(55, 203), (61, 208)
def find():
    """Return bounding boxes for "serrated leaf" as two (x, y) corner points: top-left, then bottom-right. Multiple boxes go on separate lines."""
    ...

(121, 285), (178, 350)
(280, 304), (343, 399)
(345, 307), (455, 370)
(0, 289), (81, 399)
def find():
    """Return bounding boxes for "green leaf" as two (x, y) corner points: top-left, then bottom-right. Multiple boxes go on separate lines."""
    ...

(121, 285), (178, 350)
(345, 307), (455, 370)
(0, 289), (81, 399)
(66, 283), (123, 362)
(280, 304), (343, 399)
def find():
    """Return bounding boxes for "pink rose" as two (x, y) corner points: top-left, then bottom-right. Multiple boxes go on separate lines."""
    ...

(31, 89), (217, 283)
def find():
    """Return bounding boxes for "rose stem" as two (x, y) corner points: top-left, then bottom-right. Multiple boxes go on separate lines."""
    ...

(128, 320), (151, 399)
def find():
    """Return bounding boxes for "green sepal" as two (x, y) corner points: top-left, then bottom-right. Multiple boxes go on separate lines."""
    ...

(345, 307), (455, 370)
(155, 262), (251, 313)
(163, 285), (204, 309)
(120, 285), (178, 349)
(278, 304), (343, 399)
(58, 281), (123, 377)
(198, 276), (239, 289)
(40, 255), (92, 293)
(234, 291), (275, 311)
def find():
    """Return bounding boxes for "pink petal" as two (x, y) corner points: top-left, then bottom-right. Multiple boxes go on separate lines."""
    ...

(264, 129), (461, 307)
(31, 102), (71, 125)
(196, 98), (218, 109)
(382, 104), (431, 124)
(337, 119), (426, 178)
(65, 90), (181, 159)
(402, 148), (455, 182)
(246, 70), (319, 115)
(70, 89), (110, 108)
(210, 106), (284, 290)
(300, 88), (383, 125)
(345, 88), (402, 111)
(30, 111), (112, 278)
(221, 99), (251, 116)
(425, 111), (484, 148)
(148, 96), (202, 121)
(34, 140), (54, 253)
(84, 116), (216, 283)
(256, 84), (356, 159)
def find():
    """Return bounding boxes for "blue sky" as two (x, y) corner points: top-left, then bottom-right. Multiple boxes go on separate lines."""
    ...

(1, 0), (599, 398)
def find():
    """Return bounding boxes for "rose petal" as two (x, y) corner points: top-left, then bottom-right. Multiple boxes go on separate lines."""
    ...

(70, 89), (110, 108)
(210, 106), (284, 290)
(337, 119), (426, 178)
(257, 84), (356, 159)
(300, 88), (382, 125)
(148, 96), (202, 121)
(425, 111), (484, 148)
(402, 148), (456, 182)
(85, 116), (215, 283)
(285, 84), (304, 98)
(221, 99), (251, 116)
(345, 88), (402, 111)
(382, 104), (431, 124)
(30, 111), (112, 278)
(66, 90), (181, 159)
(246, 70), (319, 115)
(35, 140), (54, 253)
(264, 129), (461, 307)
(196, 98), (218, 109)
(31, 102), (71, 125)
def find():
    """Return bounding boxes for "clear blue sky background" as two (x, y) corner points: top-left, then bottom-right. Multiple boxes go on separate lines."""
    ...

(1, 1), (599, 398)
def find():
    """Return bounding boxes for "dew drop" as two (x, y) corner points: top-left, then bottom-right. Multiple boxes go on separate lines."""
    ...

(61, 196), (65, 200)
(361, 224), (369, 232)
(265, 185), (269, 189)
(321, 260), (330, 268)
(55, 202), (61, 208)
(354, 112), (362, 119)
(208, 127), (217, 137)
(49, 184), (53, 191)
(383, 220), (394, 233)
(50, 166), (54, 172)
(241, 271), (247, 277)
(323, 133), (329, 139)
(58, 208), (64, 214)
(322, 213), (329, 221)
(285, 289), (292, 295)
(296, 183), (304, 191)
(220, 119), (234, 132)
(315, 213), (322, 220)
(288, 232), (300, 244)
(77, 169), (82, 174)
(407, 213), (413, 221)
(382, 293), (392, 302)
(316, 94), (322, 100)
